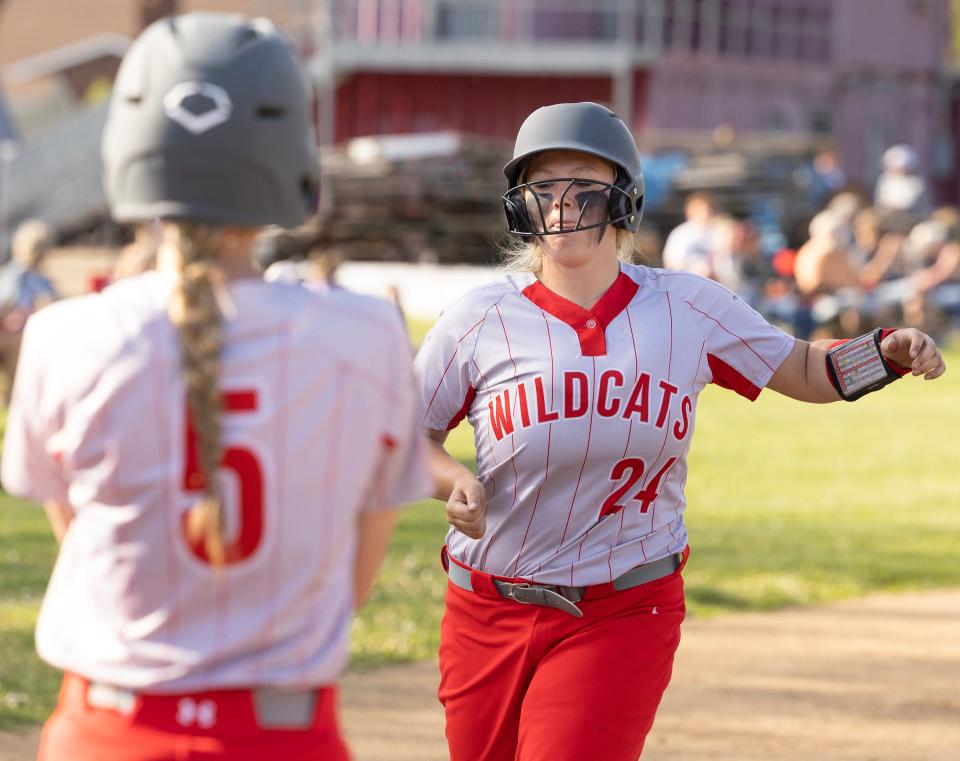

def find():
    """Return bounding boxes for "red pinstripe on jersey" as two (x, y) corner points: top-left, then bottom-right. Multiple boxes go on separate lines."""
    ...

(252, 321), (291, 680)
(478, 306), (522, 571)
(608, 306), (642, 580)
(644, 290), (678, 546)
(557, 356), (597, 576)
(423, 318), (485, 425)
(664, 338), (705, 546)
(510, 310), (556, 577)
(682, 300), (777, 373)
(665, 291), (675, 380)
(289, 367), (346, 689)
(472, 358), (500, 471)
(150, 340), (181, 646)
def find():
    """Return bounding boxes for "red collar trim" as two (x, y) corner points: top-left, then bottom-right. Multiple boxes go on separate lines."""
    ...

(521, 272), (639, 356)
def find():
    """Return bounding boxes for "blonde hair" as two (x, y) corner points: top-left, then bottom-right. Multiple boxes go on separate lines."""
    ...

(498, 228), (638, 274)
(168, 223), (227, 565)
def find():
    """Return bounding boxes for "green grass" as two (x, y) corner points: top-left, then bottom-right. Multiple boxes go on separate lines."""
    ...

(683, 364), (960, 613)
(406, 316), (435, 349)
(1, 347), (957, 728)
(0, 500), (62, 728)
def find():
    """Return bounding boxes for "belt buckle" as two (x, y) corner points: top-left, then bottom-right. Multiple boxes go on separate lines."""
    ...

(503, 582), (584, 618)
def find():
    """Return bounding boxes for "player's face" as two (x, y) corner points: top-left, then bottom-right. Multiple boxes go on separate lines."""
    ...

(523, 150), (618, 268)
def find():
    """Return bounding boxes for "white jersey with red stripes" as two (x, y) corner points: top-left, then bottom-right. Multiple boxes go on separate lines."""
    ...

(415, 263), (793, 586)
(1, 271), (430, 692)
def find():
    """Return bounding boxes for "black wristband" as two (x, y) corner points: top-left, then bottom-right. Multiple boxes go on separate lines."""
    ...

(825, 328), (905, 401)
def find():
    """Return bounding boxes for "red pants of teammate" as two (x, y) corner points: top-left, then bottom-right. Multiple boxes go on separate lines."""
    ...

(439, 550), (687, 761)
(37, 673), (350, 761)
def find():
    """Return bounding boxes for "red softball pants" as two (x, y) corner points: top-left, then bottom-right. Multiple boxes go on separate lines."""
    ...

(37, 673), (350, 761)
(439, 549), (687, 761)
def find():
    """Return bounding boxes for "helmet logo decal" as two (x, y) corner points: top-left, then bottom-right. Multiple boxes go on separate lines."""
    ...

(163, 82), (233, 135)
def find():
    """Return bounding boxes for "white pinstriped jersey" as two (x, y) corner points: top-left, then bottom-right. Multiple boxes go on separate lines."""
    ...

(415, 263), (794, 586)
(1, 271), (430, 692)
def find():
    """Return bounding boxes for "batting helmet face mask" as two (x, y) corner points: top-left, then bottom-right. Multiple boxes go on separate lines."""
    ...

(102, 13), (319, 229)
(502, 102), (644, 237)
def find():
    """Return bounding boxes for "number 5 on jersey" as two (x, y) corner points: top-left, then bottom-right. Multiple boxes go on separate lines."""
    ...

(181, 390), (265, 565)
(600, 456), (678, 519)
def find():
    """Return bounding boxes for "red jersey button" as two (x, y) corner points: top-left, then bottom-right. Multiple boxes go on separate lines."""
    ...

(585, 319), (598, 329)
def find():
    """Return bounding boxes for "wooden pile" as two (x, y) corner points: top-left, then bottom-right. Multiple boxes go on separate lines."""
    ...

(309, 132), (512, 265)
(287, 129), (826, 264)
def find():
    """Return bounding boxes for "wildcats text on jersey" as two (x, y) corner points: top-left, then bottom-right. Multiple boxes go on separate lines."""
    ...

(487, 369), (693, 443)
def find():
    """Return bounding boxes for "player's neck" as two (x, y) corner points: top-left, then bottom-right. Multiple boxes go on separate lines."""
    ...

(157, 239), (260, 282)
(538, 257), (620, 310)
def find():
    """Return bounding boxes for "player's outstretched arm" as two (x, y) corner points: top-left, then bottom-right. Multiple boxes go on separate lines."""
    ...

(426, 429), (487, 539)
(767, 328), (946, 404)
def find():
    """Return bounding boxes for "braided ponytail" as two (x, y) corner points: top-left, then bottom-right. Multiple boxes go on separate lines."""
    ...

(168, 223), (227, 565)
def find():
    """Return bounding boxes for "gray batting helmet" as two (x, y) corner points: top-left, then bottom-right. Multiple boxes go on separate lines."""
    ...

(502, 102), (644, 236)
(102, 13), (319, 228)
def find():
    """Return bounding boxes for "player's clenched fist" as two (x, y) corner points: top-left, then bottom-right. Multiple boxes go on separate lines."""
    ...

(880, 328), (946, 380)
(446, 475), (487, 539)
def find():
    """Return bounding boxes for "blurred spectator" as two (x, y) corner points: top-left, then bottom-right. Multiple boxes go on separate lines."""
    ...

(0, 219), (58, 402)
(706, 215), (743, 293)
(874, 144), (931, 220)
(793, 210), (865, 336)
(825, 191), (867, 247)
(662, 192), (720, 278)
(756, 246), (813, 339)
(0, 220), (58, 322)
(806, 146), (847, 208)
(730, 220), (773, 307)
(894, 215), (960, 332)
(849, 207), (881, 269)
(794, 211), (858, 294)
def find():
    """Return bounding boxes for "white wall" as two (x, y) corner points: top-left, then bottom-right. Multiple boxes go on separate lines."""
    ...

(336, 261), (501, 321)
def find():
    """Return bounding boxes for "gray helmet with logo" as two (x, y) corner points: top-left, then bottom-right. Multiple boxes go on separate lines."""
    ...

(502, 102), (644, 236)
(102, 13), (319, 228)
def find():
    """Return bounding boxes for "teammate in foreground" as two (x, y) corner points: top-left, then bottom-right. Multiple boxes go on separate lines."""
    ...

(415, 102), (946, 761)
(1, 14), (429, 761)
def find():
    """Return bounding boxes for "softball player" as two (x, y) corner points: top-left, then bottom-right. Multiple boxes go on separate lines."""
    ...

(415, 102), (946, 761)
(1, 14), (429, 761)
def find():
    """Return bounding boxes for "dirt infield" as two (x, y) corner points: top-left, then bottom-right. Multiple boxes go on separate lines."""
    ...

(2, 589), (957, 761)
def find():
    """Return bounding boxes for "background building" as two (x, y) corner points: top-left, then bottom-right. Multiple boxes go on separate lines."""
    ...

(0, 0), (957, 253)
